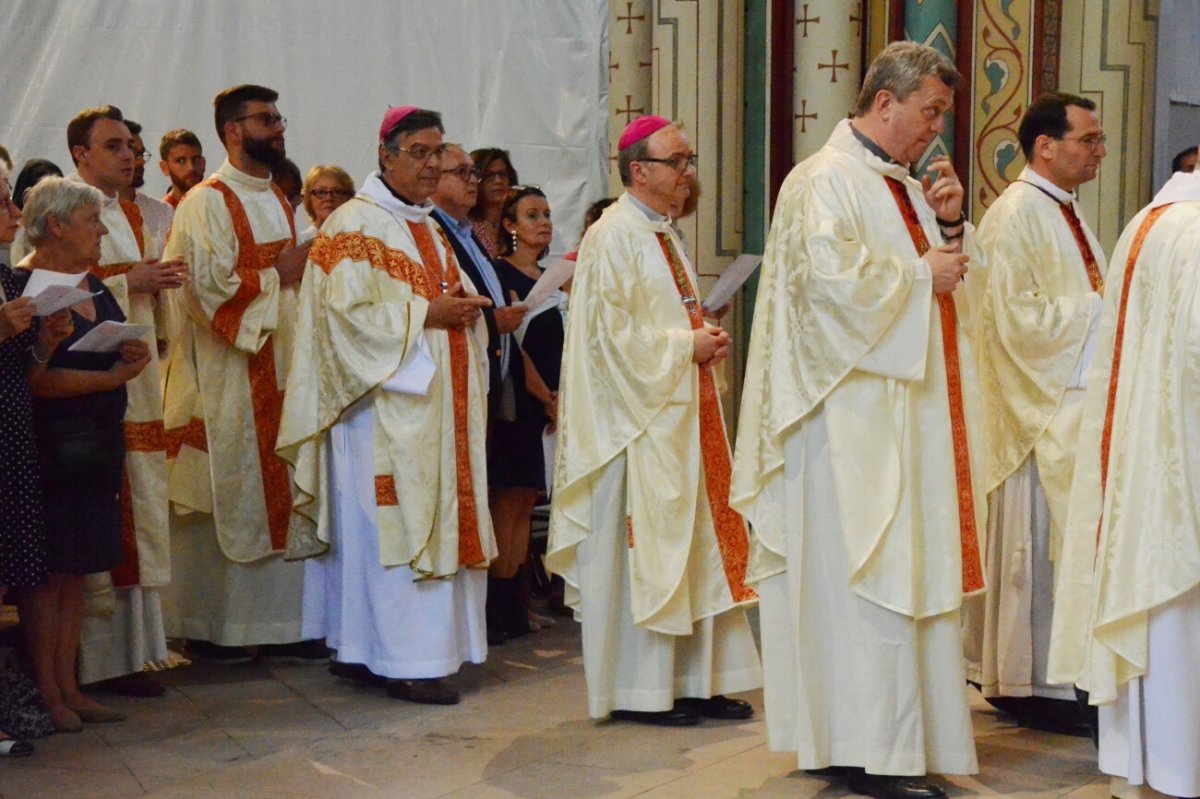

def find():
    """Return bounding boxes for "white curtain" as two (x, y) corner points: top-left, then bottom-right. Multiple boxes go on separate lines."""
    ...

(0, 0), (609, 251)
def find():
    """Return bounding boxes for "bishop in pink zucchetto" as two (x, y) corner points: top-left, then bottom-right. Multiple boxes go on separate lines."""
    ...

(618, 115), (672, 151)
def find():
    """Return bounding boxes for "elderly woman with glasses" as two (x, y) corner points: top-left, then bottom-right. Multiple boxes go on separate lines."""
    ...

(0, 176), (70, 756)
(299, 165), (355, 242)
(468, 148), (519, 259)
(12, 177), (151, 734)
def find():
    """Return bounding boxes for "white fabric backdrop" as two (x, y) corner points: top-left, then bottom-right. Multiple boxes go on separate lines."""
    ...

(0, 0), (609, 252)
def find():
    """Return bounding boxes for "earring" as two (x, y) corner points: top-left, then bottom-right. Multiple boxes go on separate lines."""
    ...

(510, 230), (518, 249)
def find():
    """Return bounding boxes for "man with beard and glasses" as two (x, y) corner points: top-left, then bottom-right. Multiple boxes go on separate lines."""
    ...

(159, 129), (206, 210)
(161, 84), (321, 664)
(119, 120), (174, 254)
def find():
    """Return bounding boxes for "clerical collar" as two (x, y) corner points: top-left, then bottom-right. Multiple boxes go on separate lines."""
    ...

(626, 192), (667, 222)
(848, 123), (897, 165)
(377, 176), (419, 206)
(1018, 166), (1074, 205)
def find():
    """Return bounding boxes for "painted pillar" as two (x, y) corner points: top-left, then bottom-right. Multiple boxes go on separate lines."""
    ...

(904, 0), (957, 179)
(791, 0), (865, 162)
(607, 0), (654, 194)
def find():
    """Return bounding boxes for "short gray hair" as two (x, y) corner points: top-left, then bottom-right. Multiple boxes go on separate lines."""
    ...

(22, 176), (103, 247)
(853, 41), (962, 117)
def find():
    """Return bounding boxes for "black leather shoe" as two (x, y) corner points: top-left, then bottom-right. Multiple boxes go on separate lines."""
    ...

(185, 639), (253, 664)
(487, 628), (508, 646)
(846, 773), (947, 799)
(386, 678), (460, 705)
(258, 639), (332, 663)
(609, 707), (701, 727)
(328, 661), (386, 687)
(805, 765), (865, 779)
(675, 695), (754, 720)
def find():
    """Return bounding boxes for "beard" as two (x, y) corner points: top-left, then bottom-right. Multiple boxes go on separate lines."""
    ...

(244, 135), (286, 168)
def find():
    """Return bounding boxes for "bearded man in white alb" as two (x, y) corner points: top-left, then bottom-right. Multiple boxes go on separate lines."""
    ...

(733, 42), (985, 799)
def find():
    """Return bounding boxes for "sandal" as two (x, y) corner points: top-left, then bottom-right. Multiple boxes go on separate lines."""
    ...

(0, 735), (34, 757)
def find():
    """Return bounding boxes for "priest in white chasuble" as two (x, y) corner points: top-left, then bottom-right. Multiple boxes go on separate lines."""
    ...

(161, 85), (322, 663)
(278, 107), (496, 705)
(64, 106), (189, 696)
(547, 115), (761, 728)
(1047, 169), (1200, 799)
(732, 42), (987, 797)
(963, 92), (1107, 733)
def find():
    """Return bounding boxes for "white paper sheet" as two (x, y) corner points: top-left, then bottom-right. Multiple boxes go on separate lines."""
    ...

(519, 258), (575, 312)
(701, 254), (762, 314)
(67, 320), (154, 353)
(20, 269), (95, 316)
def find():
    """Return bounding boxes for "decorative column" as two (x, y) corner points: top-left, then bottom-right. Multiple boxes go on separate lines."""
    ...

(607, 0), (653, 194)
(1057, 0), (1157, 251)
(968, 0), (1036, 225)
(904, 0), (956, 179)
(791, 1), (865, 163)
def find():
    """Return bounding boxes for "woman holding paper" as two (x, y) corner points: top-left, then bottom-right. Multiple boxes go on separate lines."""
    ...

(0, 176), (69, 756)
(488, 185), (558, 636)
(11, 177), (149, 734)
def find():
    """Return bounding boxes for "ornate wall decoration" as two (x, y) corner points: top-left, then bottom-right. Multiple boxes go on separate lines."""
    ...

(1057, 0), (1158, 251)
(607, 0), (654, 195)
(904, 0), (958, 179)
(969, 0), (1035, 224)
(791, 1), (865, 163)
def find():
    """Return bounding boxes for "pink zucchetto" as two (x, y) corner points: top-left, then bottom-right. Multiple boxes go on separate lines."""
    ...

(379, 106), (420, 141)
(618, 115), (671, 150)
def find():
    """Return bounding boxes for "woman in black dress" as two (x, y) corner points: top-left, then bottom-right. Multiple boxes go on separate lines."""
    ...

(0, 176), (67, 756)
(13, 178), (150, 733)
(488, 186), (556, 637)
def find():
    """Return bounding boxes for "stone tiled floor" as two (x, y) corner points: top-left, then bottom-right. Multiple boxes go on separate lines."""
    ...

(0, 617), (1109, 799)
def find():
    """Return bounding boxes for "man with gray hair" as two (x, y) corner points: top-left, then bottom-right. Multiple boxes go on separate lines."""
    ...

(733, 41), (984, 796)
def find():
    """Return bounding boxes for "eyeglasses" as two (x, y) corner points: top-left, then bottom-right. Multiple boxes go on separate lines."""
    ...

(1059, 134), (1106, 151)
(637, 154), (698, 172)
(391, 143), (448, 162)
(135, 150), (151, 161)
(308, 188), (354, 200)
(234, 112), (287, 129)
(441, 166), (481, 182)
(510, 184), (542, 193)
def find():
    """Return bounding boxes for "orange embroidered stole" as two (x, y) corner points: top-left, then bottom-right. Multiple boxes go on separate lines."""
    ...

(654, 232), (756, 603)
(406, 220), (486, 567)
(201, 178), (296, 552)
(1095, 204), (1173, 553)
(95, 199), (165, 587)
(1059, 204), (1105, 294)
(883, 176), (984, 594)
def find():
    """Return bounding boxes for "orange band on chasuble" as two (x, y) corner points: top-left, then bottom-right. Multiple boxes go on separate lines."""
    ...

(406, 220), (485, 567)
(883, 176), (983, 594)
(308, 230), (433, 295)
(204, 178), (295, 552)
(655, 233), (757, 604)
(88, 200), (148, 282)
(1059, 204), (1105, 294)
(1095, 204), (1173, 556)
(165, 417), (208, 458)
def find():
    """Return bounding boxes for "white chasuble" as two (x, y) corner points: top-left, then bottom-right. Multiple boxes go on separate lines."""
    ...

(547, 192), (756, 637)
(732, 119), (987, 774)
(966, 168), (1105, 699)
(162, 160), (296, 563)
(1048, 177), (1200, 700)
(277, 171), (495, 578)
